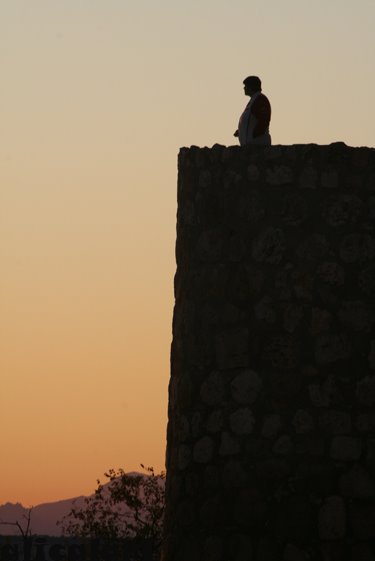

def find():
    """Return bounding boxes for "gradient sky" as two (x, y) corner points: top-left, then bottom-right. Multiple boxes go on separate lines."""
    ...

(1, 0), (374, 506)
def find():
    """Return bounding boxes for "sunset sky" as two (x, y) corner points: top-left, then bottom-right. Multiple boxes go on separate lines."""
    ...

(1, 0), (374, 506)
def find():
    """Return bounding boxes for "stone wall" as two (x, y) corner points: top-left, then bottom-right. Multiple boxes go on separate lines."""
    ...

(164, 143), (375, 561)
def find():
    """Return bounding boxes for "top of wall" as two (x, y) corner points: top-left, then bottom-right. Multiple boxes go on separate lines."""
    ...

(179, 142), (374, 167)
(178, 142), (375, 192)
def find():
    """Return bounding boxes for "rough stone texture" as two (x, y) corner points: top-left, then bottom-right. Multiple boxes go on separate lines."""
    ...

(261, 414), (283, 438)
(200, 371), (225, 406)
(349, 504), (375, 539)
(339, 464), (375, 498)
(330, 436), (362, 461)
(164, 143), (375, 561)
(370, 340), (375, 369)
(283, 544), (309, 561)
(292, 409), (314, 434)
(272, 435), (294, 456)
(231, 369), (262, 404)
(230, 408), (255, 435)
(219, 431), (240, 456)
(193, 436), (215, 463)
(351, 543), (375, 561)
(319, 410), (352, 435)
(318, 496), (346, 540)
(356, 375), (375, 406)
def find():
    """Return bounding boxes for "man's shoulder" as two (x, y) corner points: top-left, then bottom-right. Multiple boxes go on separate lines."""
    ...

(252, 93), (271, 113)
(254, 93), (270, 105)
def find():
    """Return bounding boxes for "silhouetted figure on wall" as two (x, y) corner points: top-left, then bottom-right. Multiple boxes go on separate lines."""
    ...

(234, 76), (272, 146)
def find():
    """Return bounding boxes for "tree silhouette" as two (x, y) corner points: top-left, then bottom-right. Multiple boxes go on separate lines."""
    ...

(58, 466), (165, 547)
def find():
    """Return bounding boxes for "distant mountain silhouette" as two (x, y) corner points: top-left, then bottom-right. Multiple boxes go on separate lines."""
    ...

(0, 496), (86, 536)
(0, 472), (147, 536)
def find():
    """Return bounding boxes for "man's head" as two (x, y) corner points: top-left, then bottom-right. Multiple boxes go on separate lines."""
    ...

(243, 76), (262, 96)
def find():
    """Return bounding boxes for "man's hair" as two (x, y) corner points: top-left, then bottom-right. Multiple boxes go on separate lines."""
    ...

(243, 76), (262, 91)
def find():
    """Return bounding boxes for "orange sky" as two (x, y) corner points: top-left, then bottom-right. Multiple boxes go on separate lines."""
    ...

(1, 0), (374, 506)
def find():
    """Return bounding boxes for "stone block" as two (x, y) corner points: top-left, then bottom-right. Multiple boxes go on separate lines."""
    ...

(219, 431), (240, 456)
(202, 536), (223, 561)
(178, 444), (191, 470)
(321, 169), (339, 188)
(294, 461), (335, 495)
(295, 436), (325, 456)
(263, 334), (298, 369)
(215, 328), (249, 370)
(350, 544), (375, 561)
(340, 233), (375, 264)
(273, 435), (294, 456)
(174, 535), (201, 561)
(227, 534), (253, 561)
(315, 333), (351, 364)
(256, 459), (290, 480)
(255, 297), (277, 324)
(293, 409), (314, 434)
(191, 411), (203, 438)
(324, 194), (362, 227)
(356, 375), (375, 406)
(247, 164), (260, 181)
(176, 499), (195, 528)
(308, 385), (327, 408)
(308, 375), (341, 408)
(204, 465), (221, 490)
(200, 371), (226, 406)
(230, 408), (255, 435)
(299, 166), (318, 189)
(356, 412), (375, 433)
(283, 303), (304, 333)
(318, 496), (346, 540)
(330, 436), (362, 461)
(196, 228), (223, 262)
(199, 496), (224, 531)
(241, 189), (265, 225)
(339, 465), (375, 498)
(283, 543), (310, 561)
(206, 409), (224, 433)
(234, 487), (267, 528)
(230, 369), (262, 404)
(198, 169), (212, 188)
(339, 300), (373, 332)
(176, 415), (190, 441)
(297, 233), (330, 268)
(193, 436), (215, 464)
(261, 414), (283, 438)
(245, 437), (271, 459)
(266, 165), (293, 185)
(366, 439), (375, 473)
(349, 503), (375, 539)
(252, 227), (286, 264)
(272, 497), (315, 541)
(319, 410), (352, 435)
(185, 471), (200, 495)
(317, 261), (345, 285)
(309, 308), (332, 335)
(359, 265), (375, 298)
(222, 460), (247, 488)
(256, 539), (279, 561)
(282, 193), (308, 227)
(319, 542), (347, 561)
(369, 340), (375, 369)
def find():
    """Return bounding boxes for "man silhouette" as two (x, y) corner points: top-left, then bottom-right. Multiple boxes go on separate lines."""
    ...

(234, 76), (271, 146)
